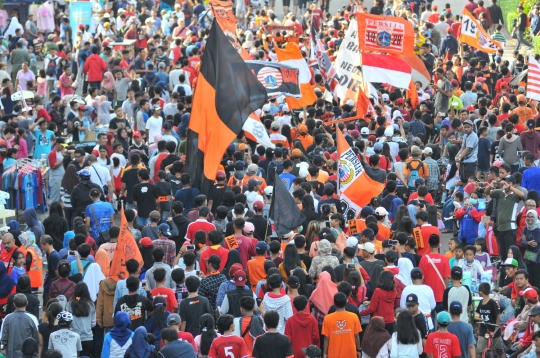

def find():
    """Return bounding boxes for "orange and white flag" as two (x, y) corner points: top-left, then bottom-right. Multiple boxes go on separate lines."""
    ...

(337, 129), (384, 218)
(461, 9), (503, 54)
(109, 209), (144, 281)
(274, 42), (317, 109)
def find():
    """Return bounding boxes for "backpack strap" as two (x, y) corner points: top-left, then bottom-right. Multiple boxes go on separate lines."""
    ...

(241, 317), (253, 337)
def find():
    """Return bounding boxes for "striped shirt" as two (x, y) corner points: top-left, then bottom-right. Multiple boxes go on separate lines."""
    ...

(492, 32), (506, 44)
(60, 187), (72, 208)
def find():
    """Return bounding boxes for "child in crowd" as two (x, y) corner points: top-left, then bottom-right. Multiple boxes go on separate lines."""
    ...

(424, 311), (461, 357)
(10, 250), (26, 284)
(474, 238), (492, 269)
(456, 245), (485, 285)
(446, 237), (459, 260)
(449, 243), (464, 268)
(475, 282), (504, 357)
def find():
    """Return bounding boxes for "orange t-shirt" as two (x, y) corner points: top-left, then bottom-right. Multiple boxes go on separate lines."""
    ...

(247, 256), (267, 291)
(511, 106), (534, 125)
(241, 317), (256, 352)
(307, 169), (329, 185)
(322, 311), (362, 358)
(445, 251), (455, 260)
(377, 223), (391, 239)
(298, 134), (314, 151)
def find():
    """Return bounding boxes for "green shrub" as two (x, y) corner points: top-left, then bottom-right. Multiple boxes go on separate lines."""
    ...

(534, 36), (540, 54)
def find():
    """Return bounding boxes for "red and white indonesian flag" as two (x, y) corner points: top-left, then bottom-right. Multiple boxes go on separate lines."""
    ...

(337, 129), (384, 218)
(361, 53), (412, 89)
(527, 56), (540, 101)
(461, 9), (502, 54)
(275, 42), (318, 109)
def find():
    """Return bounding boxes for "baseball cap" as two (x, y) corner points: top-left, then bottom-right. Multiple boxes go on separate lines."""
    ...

(264, 186), (273, 196)
(78, 105), (86, 111)
(373, 142), (383, 152)
(207, 255), (221, 266)
(256, 241), (269, 253)
(411, 267), (423, 279)
(520, 288), (538, 301)
(253, 200), (265, 210)
(518, 94), (526, 103)
(361, 206), (375, 217)
(133, 131), (142, 137)
(247, 163), (259, 174)
(283, 231), (295, 239)
(463, 119), (474, 126)
(244, 222), (255, 234)
(271, 121), (280, 130)
(375, 207), (388, 216)
(234, 161), (246, 171)
(358, 241), (376, 253)
(437, 311), (451, 325)
(158, 223), (171, 236)
(502, 258), (519, 267)
(451, 266), (463, 279)
(302, 345), (322, 358)
(292, 148), (302, 158)
(466, 105), (475, 111)
(423, 147), (433, 155)
(411, 145), (421, 156)
(140, 237), (153, 248)
(360, 127), (370, 136)
(233, 270), (247, 286)
(167, 313), (181, 325)
(529, 305), (540, 316)
(216, 170), (226, 180)
(368, 135), (377, 143)
(396, 98), (405, 105)
(382, 93), (389, 102)
(248, 178), (263, 187)
(449, 301), (462, 313)
(384, 126), (394, 137)
(405, 293), (418, 306)
(288, 275), (300, 289)
(298, 124), (308, 134)
(502, 175), (516, 184)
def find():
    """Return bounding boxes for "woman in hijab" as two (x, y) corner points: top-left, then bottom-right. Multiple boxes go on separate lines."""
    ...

(395, 258), (414, 287)
(520, 209), (540, 288)
(508, 245), (527, 271)
(101, 74), (115, 102)
(221, 250), (242, 280)
(6, 274), (40, 319)
(83, 262), (105, 301)
(97, 98), (113, 125)
(60, 164), (79, 230)
(102, 312), (134, 358)
(148, 133), (162, 157)
(43, 202), (69, 251)
(116, 127), (130, 156)
(124, 326), (157, 358)
(362, 316), (392, 358)
(105, 132), (116, 156)
(309, 271), (337, 327)
(95, 248), (111, 278)
(139, 238), (155, 277)
(23, 208), (45, 241)
(0, 261), (15, 319)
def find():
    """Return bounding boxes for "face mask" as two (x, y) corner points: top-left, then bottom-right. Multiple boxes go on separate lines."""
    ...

(298, 226), (303, 232)
(469, 198), (478, 205)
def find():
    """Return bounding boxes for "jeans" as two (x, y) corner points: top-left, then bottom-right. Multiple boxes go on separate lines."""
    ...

(442, 196), (455, 230)
(516, 30), (533, 50)
(494, 228), (516, 261)
(460, 162), (477, 182)
(499, 295), (515, 323)
(125, 202), (137, 211)
(161, 210), (170, 224)
(136, 216), (151, 226)
(88, 81), (101, 89)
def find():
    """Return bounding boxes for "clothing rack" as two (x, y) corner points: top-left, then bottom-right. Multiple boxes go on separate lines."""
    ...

(1, 160), (47, 217)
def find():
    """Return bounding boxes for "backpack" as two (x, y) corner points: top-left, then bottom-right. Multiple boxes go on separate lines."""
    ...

(308, 147), (325, 164)
(406, 160), (423, 189)
(46, 57), (58, 77)
(53, 280), (76, 309)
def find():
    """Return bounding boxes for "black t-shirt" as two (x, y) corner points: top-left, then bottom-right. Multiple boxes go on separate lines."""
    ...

(476, 298), (500, 336)
(160, 155), (180, 171)
(413, 312), (428, 339)
(132, 182), (158, 218)
(247, 214), (271, 242)
(38, 322), (59, 355)
(208, 184), (227, 215)
(121, 167), (142, 203)
(299, 253), (312, 272)
(252, 332), (293, 358)
(109, 117), (131, 130)
(155, 181), (172, 211)
(421, 113), (434, 130)
(179, 295), (212, 336)
(490, 140), (500, 163)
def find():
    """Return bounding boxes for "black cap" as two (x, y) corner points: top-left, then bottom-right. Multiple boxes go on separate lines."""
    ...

(449, 301), (462, 314)
(405, 293), (419, 306)
(451, 266), (463, 279)
(287, 275), (300, 289)
(302, 345), (322, 358)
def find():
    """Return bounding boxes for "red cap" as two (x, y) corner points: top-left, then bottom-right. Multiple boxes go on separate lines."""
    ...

(78, 105), (86, 111)
(133, 131), (142, 137)
(450, 79), (459, 87)
(78, 24), (84, 30)
(102, 41), (109, 47)
(446, 27), (452, 34)
(396, 98), (405, 105)
(253, 200), (264, 210)
(520, 288), (538, 301)
(234, 270), (247, 286)
(229, 263), (243, 277)
(466, 105), (475, 111)
(191, 35), (197, 43)
(140, 237), (153, 248)
(368, 135), (376, 143)
(216, 170), (226, 179)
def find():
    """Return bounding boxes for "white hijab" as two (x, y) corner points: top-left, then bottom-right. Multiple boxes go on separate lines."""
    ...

(83, 262), (105, 301)
(395, 258), (414, 286)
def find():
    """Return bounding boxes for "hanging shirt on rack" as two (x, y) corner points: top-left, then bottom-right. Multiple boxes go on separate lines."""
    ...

(33, 129), (55, 160)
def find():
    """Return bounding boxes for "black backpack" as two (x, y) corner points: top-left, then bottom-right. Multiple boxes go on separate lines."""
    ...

(46, 57), (58, 77)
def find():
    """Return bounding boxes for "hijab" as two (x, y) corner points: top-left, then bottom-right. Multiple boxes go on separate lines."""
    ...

(95, 248), (110, 278)
(395, 258), (414, 286)
(8, 220), (19, 232)
(83, 263), (105, 301)
(126, 326), (155, 358)
(101, 72), (115, 92)
(98, 99), (113, 125)
(361, 317), (391, 358)
(509, 245), (527, 270)
(148, 133), (162, 157)
(61, 164), (80, 195)
(109, 312), (133, 347)
(310, 271), (337, 314)
(23, 208), (45, 240)
(106, 132), (115, 155)
(16, 274), (32, 294)
(0, 262), (14, 298)
(63, 231), (76, 249)
(221, 251), (242, 279)
(526, 209), (540, 232)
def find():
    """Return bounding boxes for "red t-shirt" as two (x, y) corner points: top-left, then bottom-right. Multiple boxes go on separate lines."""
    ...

(424, 331), (461, 357)
(208, 334), (250, 358)
(188, 55), (201, 69)
(150, 287), (178, 313)
(160, 331), (197, 352)
(417, 225), (440, 256)
(199, 246), (229, 275)
(418, 254), (450, 303)
(185, 220), (216, 242)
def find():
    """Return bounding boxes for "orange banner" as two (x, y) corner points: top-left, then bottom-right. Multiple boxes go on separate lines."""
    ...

(109, 209), (144, 281)
(355, 13), (414, 56)
(209, 0), (250, 60)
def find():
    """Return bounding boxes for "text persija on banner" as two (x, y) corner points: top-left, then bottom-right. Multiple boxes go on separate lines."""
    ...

(461, 9), (503, 54)
(355, 13), (414, 56)
(209, 0), (250, 60)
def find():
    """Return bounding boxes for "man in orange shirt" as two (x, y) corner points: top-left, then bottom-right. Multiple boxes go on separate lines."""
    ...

(247, 242), (269, 292)
(512, 94), (534, 124)
(322, 292), (362, 358)
(307, 156), (329, 184)
(297, 124), (314, 151)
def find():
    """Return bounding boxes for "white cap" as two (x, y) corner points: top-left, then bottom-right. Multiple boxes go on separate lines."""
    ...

(282, 104), (289, 112)
(360, 127), (369, 135)
(346, 99), (355, 107)
(382, 93), (389, 101)
(264, 186), (273, 196)
(423, 147), (433, 155)
(384, 126), (394, 137)
(283, 231), (295, 239)
(375, 207), (388, 216)
(346, 236), (358, 247)
(262, 104), (271, 112)
(299, 112), (305, 119)
(358, 242), (376, 253)
(392, 111), (403, 120)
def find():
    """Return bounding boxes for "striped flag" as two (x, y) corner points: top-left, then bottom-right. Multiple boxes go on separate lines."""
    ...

(361, 53), (412, 88)
(527, 56), (540, 101)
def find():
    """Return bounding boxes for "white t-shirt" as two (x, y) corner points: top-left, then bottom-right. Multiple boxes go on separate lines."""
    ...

(146, 116), (163, 143)
(97, 156), (111, 170)
(400, 284), (436, 329)
(174, 83), (192, 96)
(169, 69), (189, 91)
(111, 153), (127, 167)
(89, 163), (111, 187)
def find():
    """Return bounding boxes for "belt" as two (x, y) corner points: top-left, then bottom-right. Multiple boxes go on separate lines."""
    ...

(158, 196), (170, 202)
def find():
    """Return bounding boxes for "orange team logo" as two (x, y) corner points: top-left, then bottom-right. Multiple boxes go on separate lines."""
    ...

(336, 320), (347, 330)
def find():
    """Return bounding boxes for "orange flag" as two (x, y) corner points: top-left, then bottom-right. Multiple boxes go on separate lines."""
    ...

(337, 128), (384, 218)
(109, 209), (144, 281)
(356, 85), (372, 117)
(407, 80), (419, 110)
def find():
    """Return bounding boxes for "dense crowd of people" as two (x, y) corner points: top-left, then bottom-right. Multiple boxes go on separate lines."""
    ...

(1, 0), (540, 357)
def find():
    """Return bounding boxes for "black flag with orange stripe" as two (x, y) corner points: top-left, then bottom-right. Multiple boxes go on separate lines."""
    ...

(187, 19), (268, 189)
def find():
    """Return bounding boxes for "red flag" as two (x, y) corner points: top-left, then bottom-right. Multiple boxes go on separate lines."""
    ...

(109, 209), (144, 281)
